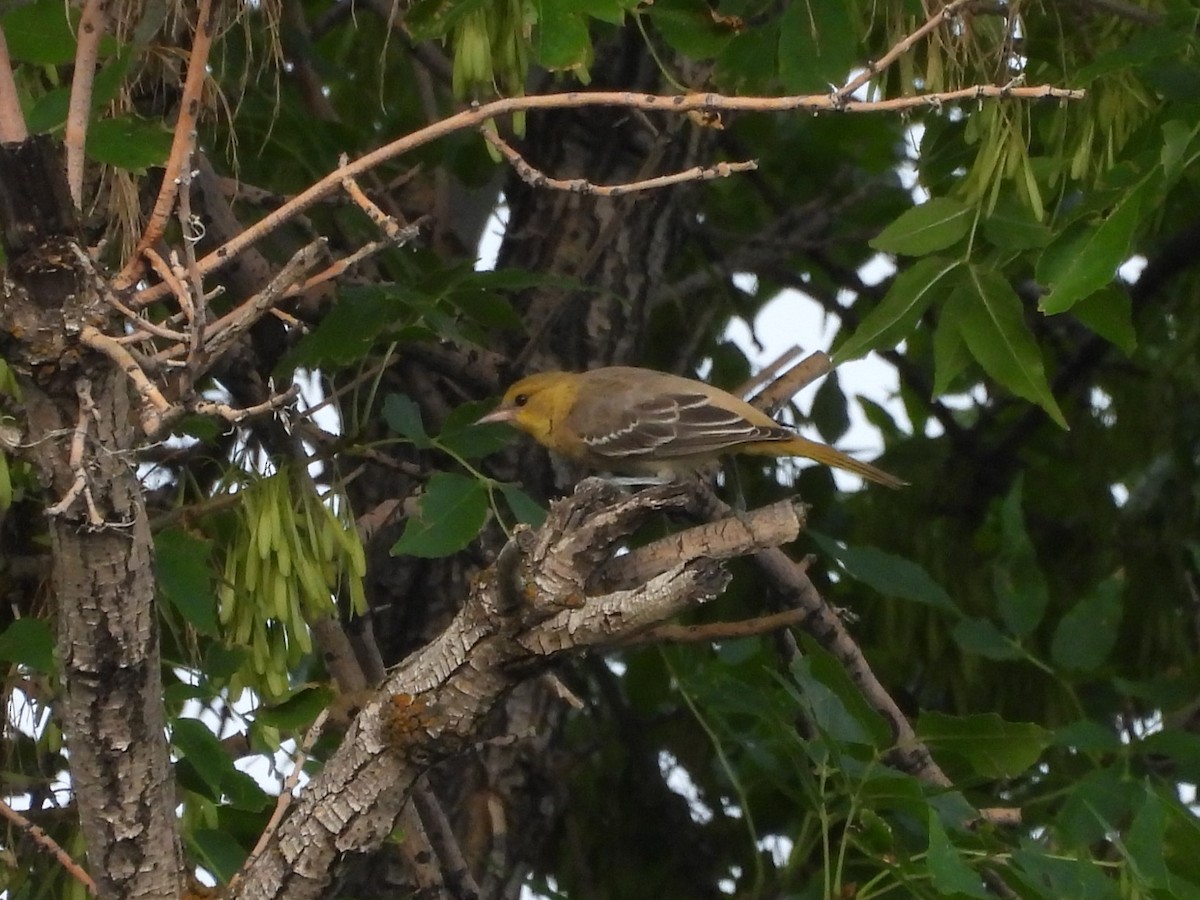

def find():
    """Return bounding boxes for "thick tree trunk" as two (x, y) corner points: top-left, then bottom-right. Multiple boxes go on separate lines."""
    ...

(0, 136), (181, 899)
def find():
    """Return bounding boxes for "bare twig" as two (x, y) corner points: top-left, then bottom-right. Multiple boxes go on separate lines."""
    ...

(175, 134), (208, 396)
(0, 26), (29, 142)
(621, 607), (808, 646)
(0, 798), (96, 894)
(190, 385), (300, 426)
(283, 223), (421, 299)
(79, 325), (173, 434)
(753, 351), (834, 416)
(839, 0), (971, 100)
(114, 0), (217, 289)
(340, 158), (409, 238)
(482, 126), (758, 195)
(411, 782), (485, 900)
(45, 379), (103, 526)
(65, 0), (111, 208)
(199, 240), (327, 366)
(735, 346), (805, 400)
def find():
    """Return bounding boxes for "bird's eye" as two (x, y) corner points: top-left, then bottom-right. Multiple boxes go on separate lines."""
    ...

(513, 393), (529, 407)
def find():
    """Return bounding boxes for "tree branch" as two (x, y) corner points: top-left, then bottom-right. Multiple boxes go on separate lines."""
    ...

(230, 479), (811, 897)
(0, 25), (28, 143)
(65, 0), (110, 208)
(130, 82), (1083, 307)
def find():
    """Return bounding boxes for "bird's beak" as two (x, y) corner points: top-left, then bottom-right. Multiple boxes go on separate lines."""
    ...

(475, 406), (515, 425)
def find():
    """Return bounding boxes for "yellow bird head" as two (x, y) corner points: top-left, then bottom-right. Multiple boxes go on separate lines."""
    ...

(475, 371), (576, 446)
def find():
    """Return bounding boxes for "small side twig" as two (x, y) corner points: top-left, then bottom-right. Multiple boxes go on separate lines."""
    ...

(0, 798), (96, 894)
(411, 782), (485, 900)
(838, 0), (972, 101)
(482, 126), (758, 195)
(45, 379), (103, 526)
(190, 385), (300, 426)
(176, 135), (209, 395)
(753, 351), (834, 416)
(79, 325), (173, 434)
(283, 224), (421, 299)
(620, 607), (808, 646)
(199, 240), (327, 367)
(114, 0), (217, 289)
(340, 158), (409, 238)
(65, 0), (110, 208)
(0, 26), (29, 142)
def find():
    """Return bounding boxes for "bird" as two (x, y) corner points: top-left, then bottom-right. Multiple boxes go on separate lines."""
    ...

(475, 366), (906, 488)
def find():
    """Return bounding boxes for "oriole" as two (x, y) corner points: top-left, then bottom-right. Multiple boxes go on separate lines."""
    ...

(476, 366), (905, 488)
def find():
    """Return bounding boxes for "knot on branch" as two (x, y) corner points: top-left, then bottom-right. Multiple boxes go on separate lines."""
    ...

(515, 477), (693, 618)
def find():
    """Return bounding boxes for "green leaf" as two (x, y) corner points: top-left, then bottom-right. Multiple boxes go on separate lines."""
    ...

(1013, 843), (1120, 900)
(1138, 730), (1200, 785)
(189, 828), (247, 884)
(404, 0), (491, 40)
(86, 116), (172, 170)
(1160, 119), (1200, 184)
(436, 401), (515, 459)
(155, 528), (218, 636)
(500, 483), (547, 527)
(1070, 287), (1136, 355)
(256, 685), (335, 730)
(1051, 574), (1123, 672)
(810, 371), (850, 443)
(279, 286), (415, 372)
(1056, 766), (1140, 848)
(789, 642), (891, 749)
(982, 198), (1053, 250)
(649, 0), (737, 58)
(715, 22), (779, 92)
(918, 711), (1049, 779)
(171, 717), (235, 796)
(833, 257), (961, 363)
(932, 294), (973, 395)
(810, 533), (958, 614)
(0, 618), (55, 673)
(1125, 788), (1173, 890)
(0, 451), (11, 510)
(391, 473), (489, 558)
(536, 4), (591, 71)
(951, 617), (1022, 660)
(222, 767), (271, 812)
(927, 811), (989, 898)
(1051, 720), (1121, 754)
(869, 198), (973, 256)
(1037, 186), (1144, 314)
(2, 0), (78, 64)
(382, 394), (430, 448)
(950, 266), (1068, 428)
(26, 87), (69, 135)
(777, 0), (860, 93)
(993, 477), (1049, 638)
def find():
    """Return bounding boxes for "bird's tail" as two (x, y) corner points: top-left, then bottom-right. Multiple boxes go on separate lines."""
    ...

(758, 435), (908, 489)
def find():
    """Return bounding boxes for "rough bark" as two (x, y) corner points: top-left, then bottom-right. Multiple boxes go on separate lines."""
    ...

(234, 479), (803, 898)
(0, 136), (181, 899)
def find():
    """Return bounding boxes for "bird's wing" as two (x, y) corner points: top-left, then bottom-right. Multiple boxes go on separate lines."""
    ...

(579, 391), (790, 460)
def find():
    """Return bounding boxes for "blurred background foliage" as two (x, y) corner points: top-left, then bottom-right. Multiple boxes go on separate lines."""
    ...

(3, 0), (1200, 896)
